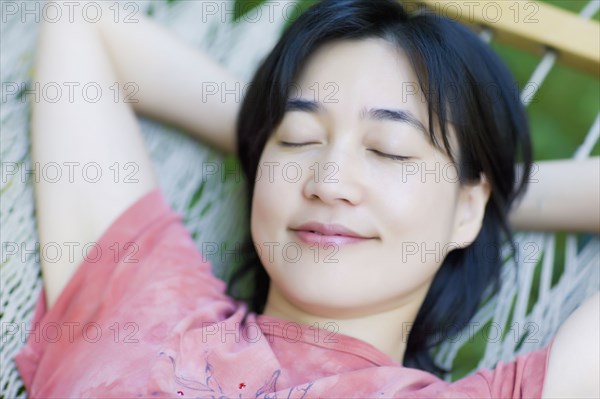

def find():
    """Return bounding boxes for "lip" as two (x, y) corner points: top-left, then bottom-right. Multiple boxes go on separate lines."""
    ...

(290, 221), (375, 248)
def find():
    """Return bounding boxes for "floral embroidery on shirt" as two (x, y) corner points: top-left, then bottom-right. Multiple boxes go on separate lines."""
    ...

(256, 370), (314, 399)
(162, 352), (226, 398)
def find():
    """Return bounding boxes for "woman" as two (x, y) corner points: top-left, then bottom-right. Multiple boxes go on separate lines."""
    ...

(16, 0), (599, 397)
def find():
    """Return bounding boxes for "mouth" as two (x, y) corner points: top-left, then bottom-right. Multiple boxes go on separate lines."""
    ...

(289, 221), (376, 247)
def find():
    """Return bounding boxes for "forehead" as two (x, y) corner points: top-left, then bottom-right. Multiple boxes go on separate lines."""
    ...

(293, 38), (423, 114)
(288, 38), (459, 159)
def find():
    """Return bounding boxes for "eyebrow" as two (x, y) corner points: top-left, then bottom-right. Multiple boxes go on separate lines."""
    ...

(285, 98), (428, 137)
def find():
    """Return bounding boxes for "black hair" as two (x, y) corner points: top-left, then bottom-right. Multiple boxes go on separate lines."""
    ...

(228, 0), (532, 377)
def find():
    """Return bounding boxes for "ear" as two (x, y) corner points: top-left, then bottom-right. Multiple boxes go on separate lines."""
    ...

(450, 173), (491, 247)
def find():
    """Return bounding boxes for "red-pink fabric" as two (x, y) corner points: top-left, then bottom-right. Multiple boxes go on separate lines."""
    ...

(15, 188), (555, 398)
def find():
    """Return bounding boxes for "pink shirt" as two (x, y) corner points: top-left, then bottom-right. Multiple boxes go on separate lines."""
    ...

(15, 188), (554, 398)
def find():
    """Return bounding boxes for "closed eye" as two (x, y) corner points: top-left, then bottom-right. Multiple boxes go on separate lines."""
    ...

(279, 142), (411, 161)
(278, 141), (319, 147)
(368, 149), (411, 161)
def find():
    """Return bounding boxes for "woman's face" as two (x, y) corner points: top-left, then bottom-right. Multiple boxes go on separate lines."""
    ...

(251, 38), (489, 318)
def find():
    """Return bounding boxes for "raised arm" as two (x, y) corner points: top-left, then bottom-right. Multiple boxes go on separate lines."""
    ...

(95, 3), (242, 155)
(33, 0), (159, 309)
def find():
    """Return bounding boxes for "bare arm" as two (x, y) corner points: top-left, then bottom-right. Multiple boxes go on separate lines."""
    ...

(95, 3), (242, 155)
(541, 291), (600, 398)
(33, 1), (158, 309)
(510, 157), (600, 233)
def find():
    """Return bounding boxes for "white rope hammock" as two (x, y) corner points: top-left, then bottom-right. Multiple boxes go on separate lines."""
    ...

(1, 0), (598, 396)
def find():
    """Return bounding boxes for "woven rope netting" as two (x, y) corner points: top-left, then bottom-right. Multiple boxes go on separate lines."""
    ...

(1, 1), (598, 397)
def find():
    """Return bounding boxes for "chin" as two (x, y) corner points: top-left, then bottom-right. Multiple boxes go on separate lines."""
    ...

(276, 281), (381, 315)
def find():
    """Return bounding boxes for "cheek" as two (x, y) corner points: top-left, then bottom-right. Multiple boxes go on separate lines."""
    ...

(250, 176), (278, 244)
(250, 179), (277, 278)
(250, 152), (296, 261)
(373, 163), (459, 241)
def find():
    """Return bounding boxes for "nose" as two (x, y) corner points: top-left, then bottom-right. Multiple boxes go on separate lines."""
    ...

(302, 146), (364, 206)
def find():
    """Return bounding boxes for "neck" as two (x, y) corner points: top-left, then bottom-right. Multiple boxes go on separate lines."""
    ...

(262, 284), (431, 364)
